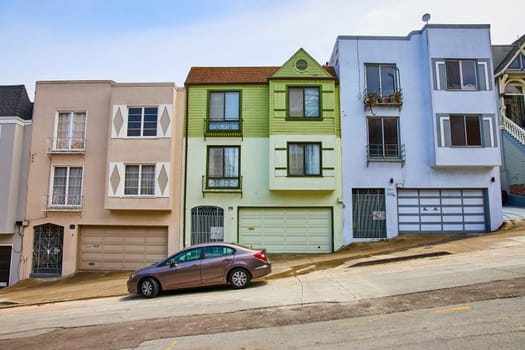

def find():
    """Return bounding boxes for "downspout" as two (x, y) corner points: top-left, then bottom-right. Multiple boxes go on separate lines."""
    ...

(182, 84), (189, 247)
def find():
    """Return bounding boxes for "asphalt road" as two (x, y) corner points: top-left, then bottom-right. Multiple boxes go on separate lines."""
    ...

(142, 296), (525, 350)
(0, 234), (523, 350)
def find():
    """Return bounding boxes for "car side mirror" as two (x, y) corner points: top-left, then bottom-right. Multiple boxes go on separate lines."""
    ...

(170, 262), (178, 268)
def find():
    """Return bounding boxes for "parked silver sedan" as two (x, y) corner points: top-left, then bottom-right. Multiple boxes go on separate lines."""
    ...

(127, 242), (271, 298)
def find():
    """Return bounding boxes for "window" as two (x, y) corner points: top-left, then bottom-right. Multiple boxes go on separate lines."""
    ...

(438, 114), (496, 148)
(288, 143), (321, 176)
(434, 59), (489, 91)
(509, 52), (525, 70)
(51, 167), (83, 206)
(365, 64), (398, 98)
(367, 118), (400, 158)
(446, 60), (477, 90)
(450, 115), (481, 146)
(209, 92), (240, 131)
(166, 248), (202, 265)
(204, 246), (235, 259)
(56, 112), (86, 150)
(127, 107), (158, 137)
(288, 87), (320, 118)
(124, 164), (155, 195)
(207, 146), (240, 188)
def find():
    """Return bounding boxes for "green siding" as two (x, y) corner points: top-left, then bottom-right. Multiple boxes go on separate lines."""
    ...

(187, 84), (269, 138)
(272, 48), (332, 79)
(269, 80), (340, 136)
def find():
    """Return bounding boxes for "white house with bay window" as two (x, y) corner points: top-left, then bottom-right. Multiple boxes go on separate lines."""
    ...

(330, 24), (503, 243)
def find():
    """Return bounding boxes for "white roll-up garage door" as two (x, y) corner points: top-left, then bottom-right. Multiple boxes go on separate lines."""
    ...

(397, 189), (487, 233)
(79, 226), (168, 271)
(239, 208), (332, 253)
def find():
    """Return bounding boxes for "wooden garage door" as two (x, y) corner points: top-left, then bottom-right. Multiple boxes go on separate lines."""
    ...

(239, 208), (332, 253)
(398, 189), (487, 233)
(79, 226), (168, 271)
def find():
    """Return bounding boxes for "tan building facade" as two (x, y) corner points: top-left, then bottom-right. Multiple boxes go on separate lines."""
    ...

(22, 81), (184, 278)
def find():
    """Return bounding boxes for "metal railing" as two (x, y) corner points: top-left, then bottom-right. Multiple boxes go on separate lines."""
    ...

(367, 144), (405, 167)
(42, 194), (83, 211)
(203, 118), (243, 139)
(202, 176), (243, 197)
(502, 115), (525, 147)
(46, 138), (86, 153)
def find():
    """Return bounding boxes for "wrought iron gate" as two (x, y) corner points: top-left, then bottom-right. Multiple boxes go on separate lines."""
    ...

(32, 224), (64, 277)
(191, 206), (224, 245)
(352, 188), (386, 238)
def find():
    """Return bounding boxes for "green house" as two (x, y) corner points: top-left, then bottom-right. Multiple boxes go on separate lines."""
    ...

(183, 49), (343, 253)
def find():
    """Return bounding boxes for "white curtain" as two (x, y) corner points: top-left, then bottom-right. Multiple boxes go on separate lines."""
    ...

(288, 144), (304, 175)
(67, 167), (83, 205)
(140, 165), (155, 195)
(305, 144), (320, 175)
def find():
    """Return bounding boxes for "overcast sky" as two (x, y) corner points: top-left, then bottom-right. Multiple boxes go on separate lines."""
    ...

(1, 0), (523, 98)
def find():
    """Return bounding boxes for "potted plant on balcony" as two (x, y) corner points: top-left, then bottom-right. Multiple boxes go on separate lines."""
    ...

(393, 90), (402, 104)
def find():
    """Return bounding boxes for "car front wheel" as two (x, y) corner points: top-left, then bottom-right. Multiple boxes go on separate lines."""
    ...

(140, 277), (160, 298)
(229, 268), (251, 289)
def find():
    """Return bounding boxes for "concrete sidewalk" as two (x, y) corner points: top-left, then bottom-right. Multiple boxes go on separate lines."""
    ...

(1, 217), (524, 308)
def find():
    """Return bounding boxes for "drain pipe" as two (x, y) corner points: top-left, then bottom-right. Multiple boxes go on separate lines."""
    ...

(182, 85), (189, 247)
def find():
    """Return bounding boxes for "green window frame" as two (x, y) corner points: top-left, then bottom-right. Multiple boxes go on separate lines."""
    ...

(288, 87), (320, 118)
(287, 142), (322, 176)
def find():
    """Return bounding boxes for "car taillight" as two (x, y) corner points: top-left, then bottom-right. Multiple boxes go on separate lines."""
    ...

(253, 250), (268, 262)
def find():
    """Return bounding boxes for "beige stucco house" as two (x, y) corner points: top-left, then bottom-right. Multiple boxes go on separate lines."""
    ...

(22, 81), (184, 278)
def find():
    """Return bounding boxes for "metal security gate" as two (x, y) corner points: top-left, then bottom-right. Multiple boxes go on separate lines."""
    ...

(352, 189), (386, 238)
(31, 224), (64, 277)
(398, 189), (487, 233)
(191, 206), (224, 245)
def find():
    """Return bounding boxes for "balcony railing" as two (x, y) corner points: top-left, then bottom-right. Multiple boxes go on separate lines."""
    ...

(364, 89), (403, 111)
(47, 138), (86, 154)
(202, 176), (242, 197)
(203, 118), (243, 139)
(367, 144), (405, 167)
(42, 194), (83, 211)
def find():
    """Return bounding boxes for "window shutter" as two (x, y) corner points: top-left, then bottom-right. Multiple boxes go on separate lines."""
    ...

(477, 61), (490, 91)
(437, 115), (451, 147)
(157, 104), (173, 137)
(112, 105), (128, 138)
(108, 162), (125, 197)
(155, 162), (170, 197)
(482, 114), (495, 147)
(435, 61), (446, 90)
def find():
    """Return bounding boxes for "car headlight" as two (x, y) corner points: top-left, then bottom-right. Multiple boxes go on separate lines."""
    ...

(129, 272), (137, 280)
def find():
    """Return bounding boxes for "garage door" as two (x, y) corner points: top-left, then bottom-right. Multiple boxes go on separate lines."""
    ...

(398, 189), (487, 233)
(239, 208), (332, 253)
(79, 226), (168, 271)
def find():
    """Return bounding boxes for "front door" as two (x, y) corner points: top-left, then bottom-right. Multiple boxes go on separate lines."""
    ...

(352, 188), (387, 239)
(31, 224), (64, 277)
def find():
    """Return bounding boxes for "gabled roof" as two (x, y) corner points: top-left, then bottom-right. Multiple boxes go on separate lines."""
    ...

(185, 66), (337, 85)
(0, 85), (33, 120)
(185, 67), (280, 85)
(493, 34), (525, 74)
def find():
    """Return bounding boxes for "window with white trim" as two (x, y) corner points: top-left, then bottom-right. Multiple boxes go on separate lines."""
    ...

(438, 114), (495, 147)
(51, 166), (83, 206)
(127, 107), (158, 137)
(124, 164), (155, 195)
(55, 112), (86, 151)
(434, 59), (490, 91)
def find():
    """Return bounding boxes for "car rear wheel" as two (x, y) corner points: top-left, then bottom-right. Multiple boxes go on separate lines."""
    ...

(229, 268), (251, 289)
(140, 277), (160, 298)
